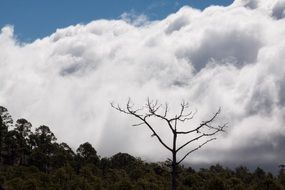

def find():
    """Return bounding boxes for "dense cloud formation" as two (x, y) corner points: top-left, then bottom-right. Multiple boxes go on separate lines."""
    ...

(1, 0), (285, 169)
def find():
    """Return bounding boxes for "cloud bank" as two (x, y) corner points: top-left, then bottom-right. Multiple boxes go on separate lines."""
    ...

(1, 0), (285, 169)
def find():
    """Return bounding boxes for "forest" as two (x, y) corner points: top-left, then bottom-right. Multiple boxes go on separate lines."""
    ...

(0, 105), (285, 190)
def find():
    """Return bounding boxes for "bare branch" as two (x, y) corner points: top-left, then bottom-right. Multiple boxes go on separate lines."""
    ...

(163, 103), (169, 117)
(177, 138), (216, 165)
(205, 123), (228, 132)
(111, 99), (172, 152)
(144, 99), (175, 133)
(111, 102), (131, 115)
(132, 122), (145, 127)
(177, 123), (226, 153)
(179, 100), (188, 116)
(178, 109), (197, 122)
(176, 134), (204, 153)
(136, 116), (172, 152)
(147, 98), (162, 113)
(177, 108), (221, 135)
(169, 104), (197, 123)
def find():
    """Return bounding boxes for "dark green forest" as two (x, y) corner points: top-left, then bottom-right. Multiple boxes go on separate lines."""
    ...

(0, 106), (285, 190)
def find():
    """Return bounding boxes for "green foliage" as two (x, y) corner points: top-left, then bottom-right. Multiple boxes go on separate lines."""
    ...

(0, 106), (13, 127)
(278, 167), (285, 187)
(205, 177), (226, 190)
(77, 142), (99, 166)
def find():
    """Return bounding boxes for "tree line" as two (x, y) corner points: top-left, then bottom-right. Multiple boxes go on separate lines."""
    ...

(0, 106), (285, 190)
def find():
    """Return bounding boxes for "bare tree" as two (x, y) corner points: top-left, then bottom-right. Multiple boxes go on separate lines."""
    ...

(111, 98), (227, 190)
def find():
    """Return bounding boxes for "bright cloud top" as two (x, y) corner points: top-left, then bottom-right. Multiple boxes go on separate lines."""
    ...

(1, 0), (285, 167)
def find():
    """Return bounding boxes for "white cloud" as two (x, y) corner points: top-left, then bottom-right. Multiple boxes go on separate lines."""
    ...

(1, 0), (285, 168)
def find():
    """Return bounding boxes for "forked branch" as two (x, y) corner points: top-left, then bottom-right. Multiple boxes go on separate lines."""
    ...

(177, 138), (216, 165)
(176, 108), (222, 135)
(111, 99), (172, 152)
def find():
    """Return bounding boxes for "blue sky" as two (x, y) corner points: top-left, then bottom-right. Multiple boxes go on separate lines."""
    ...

(0, 0), (233, 41)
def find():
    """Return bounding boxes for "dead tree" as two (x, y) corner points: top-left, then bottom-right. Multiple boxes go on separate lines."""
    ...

(111, 98), (227, 190)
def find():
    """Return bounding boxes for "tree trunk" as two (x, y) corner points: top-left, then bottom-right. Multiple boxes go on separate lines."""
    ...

(171, 131), (177, 190)
(171, 155), (177, 190)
